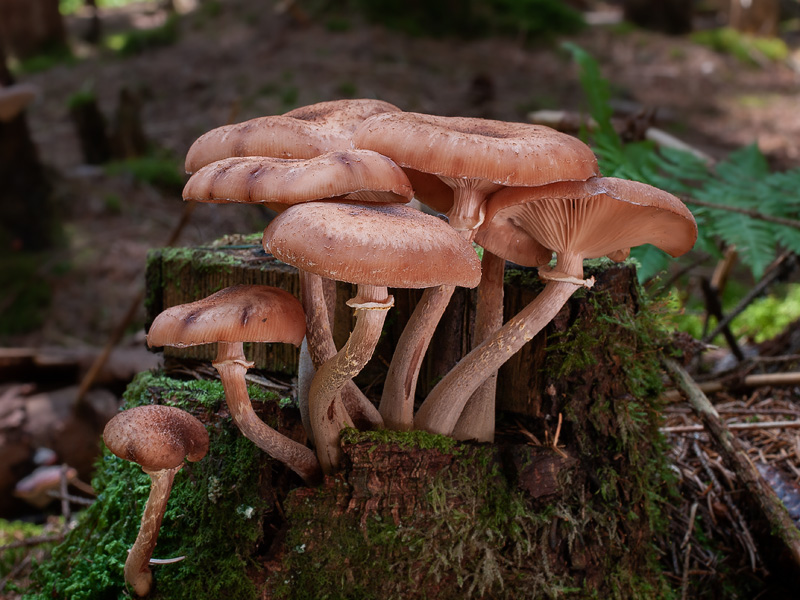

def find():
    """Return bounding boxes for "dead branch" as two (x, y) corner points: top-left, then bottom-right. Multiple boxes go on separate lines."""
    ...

(662, 371), (800, 403)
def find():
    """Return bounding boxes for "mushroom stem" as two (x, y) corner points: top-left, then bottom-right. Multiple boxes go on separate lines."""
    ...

(125, 466), (180, 597)
(415, 253), (585, 436)
(213, 341), (322, 484)
(379, 284), (455, 430)
(452, 249), (506, 442)
(300, 270), (384, 432)
(309, 284), (392, 473)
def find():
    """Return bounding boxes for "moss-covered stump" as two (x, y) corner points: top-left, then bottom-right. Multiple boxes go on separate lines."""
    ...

(23, 371), (304, 600)
(34, 256), (678, 598)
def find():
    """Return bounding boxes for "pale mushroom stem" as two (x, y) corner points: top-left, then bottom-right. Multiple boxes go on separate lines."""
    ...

(379, 284), (455, 430)
(415, 253), (585, 436)
(452, 249), (506, 442)
(309, 284), (392, 473)
(124, 465), (180, 597)
(300, 270), (384, 433)
(213, 341), (322, 484)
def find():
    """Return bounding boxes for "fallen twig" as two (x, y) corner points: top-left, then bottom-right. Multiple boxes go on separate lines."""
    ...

(662, 371), (800, 402)
(662, 358), (800, 568)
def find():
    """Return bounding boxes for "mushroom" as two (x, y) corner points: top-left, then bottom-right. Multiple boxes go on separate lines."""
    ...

(354, 112), (599, 431)
(0, 83), (37, 122)
(414, 176), (698, 437)
(183, 149), (413, 439)
(103, 404), (209, 597)
(263, 201), (481, 472)
(146, 284), (321, 484)
(352, 111), (599, 234)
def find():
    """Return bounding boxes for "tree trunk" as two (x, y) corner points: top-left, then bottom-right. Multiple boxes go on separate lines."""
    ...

(0, 0), (67, 60)
(623, 0), (694, 34)
(0, 39), (56, 252)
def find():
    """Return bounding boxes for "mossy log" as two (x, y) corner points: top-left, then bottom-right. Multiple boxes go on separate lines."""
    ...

(28, 257), (677, 599)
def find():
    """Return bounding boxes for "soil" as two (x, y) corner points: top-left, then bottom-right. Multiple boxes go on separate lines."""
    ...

(4, 0), (800, 350)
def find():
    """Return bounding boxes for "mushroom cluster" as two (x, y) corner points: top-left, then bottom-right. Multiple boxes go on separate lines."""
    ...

(144, 99), (697, 485)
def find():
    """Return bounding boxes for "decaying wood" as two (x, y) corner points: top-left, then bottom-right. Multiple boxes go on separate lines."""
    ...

(662, 358), (800, 568)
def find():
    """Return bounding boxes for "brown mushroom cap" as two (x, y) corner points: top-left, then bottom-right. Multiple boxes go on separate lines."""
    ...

(263, 202), (482, 289)
(184, 115), (352, 174)
(146, 284), (306, 349)
(284, 99), (401, 136)
(353, 111), (600, 188)
(182, 149), (413, 206)
(481, 176), (697, 268)
(103, 405), (209, 471)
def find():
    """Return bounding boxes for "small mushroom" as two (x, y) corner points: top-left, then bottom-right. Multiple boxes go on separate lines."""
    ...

(103, 405), (209, 597)
(415, 176), (698, 438)
(147, 284), (321, 484)
(263, 201), (481, 472)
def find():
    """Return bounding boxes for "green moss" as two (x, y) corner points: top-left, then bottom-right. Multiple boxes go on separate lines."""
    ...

(545, 283), (677, 594)
(339, 427), (460, 454)
(0, 252), (59, 337)
(24, 371), (279, 600)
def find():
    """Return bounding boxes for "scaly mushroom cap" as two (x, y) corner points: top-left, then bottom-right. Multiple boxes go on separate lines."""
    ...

(182, 149), (413, 206)
(103, 405), (209, 471)
(284, 98), (401, 136)
(481, 176), (698, 271)
(263, 202), (482, 289)
(184, 115), (352, 174)
(146, 284), (306, 348)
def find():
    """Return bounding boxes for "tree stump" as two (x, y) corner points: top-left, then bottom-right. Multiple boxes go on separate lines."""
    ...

(25, 243), (680, 598)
